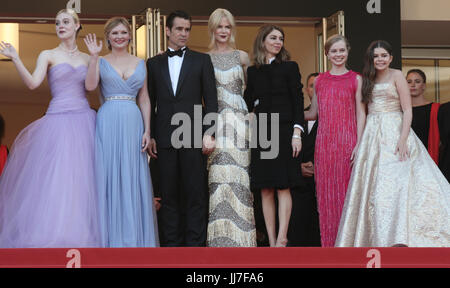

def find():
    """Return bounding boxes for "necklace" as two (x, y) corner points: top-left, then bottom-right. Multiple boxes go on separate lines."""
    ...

(59, 44), (79, 57)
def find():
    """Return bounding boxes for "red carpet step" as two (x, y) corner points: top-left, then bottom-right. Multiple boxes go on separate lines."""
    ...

(0, 247), (449, 268)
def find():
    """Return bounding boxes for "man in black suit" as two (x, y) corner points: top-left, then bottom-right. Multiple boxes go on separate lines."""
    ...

(288, 72), (321, 247)
(146, 10), (218, 247)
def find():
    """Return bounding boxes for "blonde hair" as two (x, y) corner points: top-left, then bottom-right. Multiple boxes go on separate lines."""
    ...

(56, 9), (81, 35)
(208, 8), (236, 49)
(104, 17), (132, 50)
(252, 24), (290, 67)
(324, 34), (351, 55)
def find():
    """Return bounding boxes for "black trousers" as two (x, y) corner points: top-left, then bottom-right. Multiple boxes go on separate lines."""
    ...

(288, 178), (321, 247)
(157, 147), (208, 247)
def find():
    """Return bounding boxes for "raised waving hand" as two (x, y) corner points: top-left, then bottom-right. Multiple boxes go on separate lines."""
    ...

(0, 41), (19, 60)
(84, 33), (103, 56)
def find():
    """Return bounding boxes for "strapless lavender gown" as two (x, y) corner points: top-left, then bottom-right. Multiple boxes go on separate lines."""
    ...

(0, 63), (101, 248)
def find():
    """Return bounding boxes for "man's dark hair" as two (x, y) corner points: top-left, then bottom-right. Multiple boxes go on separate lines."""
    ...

(307, 72), (319, 83)
(166, 10), (191, 29)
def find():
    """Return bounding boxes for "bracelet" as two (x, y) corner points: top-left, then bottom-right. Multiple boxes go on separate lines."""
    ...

(292, 134), (301, 139)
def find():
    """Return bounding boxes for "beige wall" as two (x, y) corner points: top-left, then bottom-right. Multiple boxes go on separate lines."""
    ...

(401, 0), (450, 21)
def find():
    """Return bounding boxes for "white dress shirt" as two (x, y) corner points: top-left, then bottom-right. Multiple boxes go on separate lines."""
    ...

(168, 47), (186, 95)
(308, 120), (316, 134)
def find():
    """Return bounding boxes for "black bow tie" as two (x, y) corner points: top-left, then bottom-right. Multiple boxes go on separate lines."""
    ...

(167, 48), (186, 57)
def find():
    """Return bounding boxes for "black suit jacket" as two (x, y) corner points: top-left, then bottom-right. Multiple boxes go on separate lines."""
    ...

(146, 49), (218, 148)
(244, 61), (304, 126)
(302, 106), (318, 163)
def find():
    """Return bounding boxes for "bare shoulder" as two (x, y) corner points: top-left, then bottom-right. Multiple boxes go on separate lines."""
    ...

(40, 49), (57, 60)
(129, 54), (145, 64)
(391, 68), (404, 79)
(390, 68), (406, 86)
(39, 49), (51, 57)
(36, 49), (53, 65)
(102, 53), (113, 61)
(237, 50), (250, 66)
(238, 50), (249, 59)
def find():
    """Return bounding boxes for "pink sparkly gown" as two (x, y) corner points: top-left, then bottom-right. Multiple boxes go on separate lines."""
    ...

(314, 70), (358, 247)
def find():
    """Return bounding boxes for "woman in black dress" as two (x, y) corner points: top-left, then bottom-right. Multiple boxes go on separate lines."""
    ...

(244, 25), (304, 247)
(407, 69), (440, 163)
(407, 69), (450, 179)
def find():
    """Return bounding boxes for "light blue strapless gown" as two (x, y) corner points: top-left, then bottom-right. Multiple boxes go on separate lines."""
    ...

(96, 58), (159, 247)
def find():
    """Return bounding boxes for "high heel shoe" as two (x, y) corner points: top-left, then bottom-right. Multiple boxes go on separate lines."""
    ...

(275, 239), (289, 247)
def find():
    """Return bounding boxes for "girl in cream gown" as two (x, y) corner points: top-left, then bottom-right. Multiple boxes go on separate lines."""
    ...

(335, 41), (450, 247)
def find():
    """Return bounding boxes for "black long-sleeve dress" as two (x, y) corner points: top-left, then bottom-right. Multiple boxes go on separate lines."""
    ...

(411, 103), (433, 149)
(438, 102), (450, 182)
(244, 61), (304, 190)
(412, 102), (450, 181)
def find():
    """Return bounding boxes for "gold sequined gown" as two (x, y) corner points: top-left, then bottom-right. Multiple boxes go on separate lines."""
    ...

(336, 82), (450, 247)
(207, 51), (257, 247)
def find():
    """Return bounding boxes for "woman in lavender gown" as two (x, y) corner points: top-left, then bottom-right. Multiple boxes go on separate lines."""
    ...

(0, 9), (101, 248)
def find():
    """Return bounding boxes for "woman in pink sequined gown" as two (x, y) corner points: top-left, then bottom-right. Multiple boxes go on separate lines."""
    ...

(305, 35), (365, 247)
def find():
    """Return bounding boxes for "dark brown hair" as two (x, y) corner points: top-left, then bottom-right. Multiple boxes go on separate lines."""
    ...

(307, 72), (319, 83)
(166, 10), (191, 29)
(362, 40), (393, 103)
(407, 69), (427, 84)
(252, 24), (290, 67)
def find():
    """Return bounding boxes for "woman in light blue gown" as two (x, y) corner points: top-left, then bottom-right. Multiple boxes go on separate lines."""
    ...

(84, 17), (159, 247)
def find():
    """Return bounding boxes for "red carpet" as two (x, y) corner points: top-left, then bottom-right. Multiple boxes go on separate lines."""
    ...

(0, 247), (449, 268)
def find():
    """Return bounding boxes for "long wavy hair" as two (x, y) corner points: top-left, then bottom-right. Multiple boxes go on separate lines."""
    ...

(362, 40), (393, 103)
(252, 24), (290, 67)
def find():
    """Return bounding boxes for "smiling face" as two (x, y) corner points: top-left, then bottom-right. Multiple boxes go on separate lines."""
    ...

(55, 12), (79, 39)
(373, 47), (393, 71)
(166, 17), (191, 50)
(407, 72), (426, 98)
(108, 23), (131, 50)
(263, 29), (284, 60)
(327, 40), (348, 67)
(214, 17), (232, 45)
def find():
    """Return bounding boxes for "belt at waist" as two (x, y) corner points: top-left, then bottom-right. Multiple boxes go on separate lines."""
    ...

(104, 95), (136, 102)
